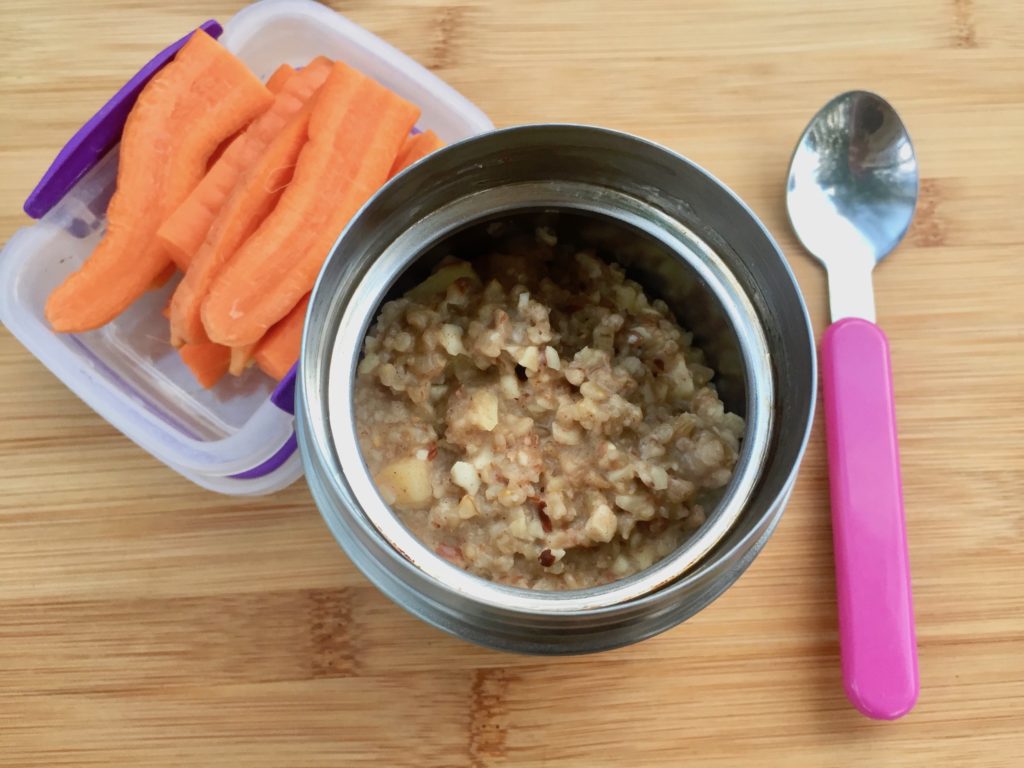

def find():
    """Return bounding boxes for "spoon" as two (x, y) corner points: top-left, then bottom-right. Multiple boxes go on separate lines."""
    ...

(786, 90), (919, 720)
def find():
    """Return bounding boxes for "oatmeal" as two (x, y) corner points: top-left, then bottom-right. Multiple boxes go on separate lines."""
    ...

(353, 225), (744, 590)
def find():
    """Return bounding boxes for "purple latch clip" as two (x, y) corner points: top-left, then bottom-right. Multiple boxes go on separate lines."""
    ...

(230, 365), (299, 480)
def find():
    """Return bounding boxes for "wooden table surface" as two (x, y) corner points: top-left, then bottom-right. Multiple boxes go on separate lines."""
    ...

(2, 1), (1022, 765)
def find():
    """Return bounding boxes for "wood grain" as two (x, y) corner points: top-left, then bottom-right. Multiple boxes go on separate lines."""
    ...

(1, 1), (1022, 765)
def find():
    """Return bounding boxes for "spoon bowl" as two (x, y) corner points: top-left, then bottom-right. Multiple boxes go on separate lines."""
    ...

(787, 90), (918, 321)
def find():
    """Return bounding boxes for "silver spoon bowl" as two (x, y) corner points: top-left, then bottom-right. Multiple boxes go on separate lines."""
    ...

(787, 90), (918, 321)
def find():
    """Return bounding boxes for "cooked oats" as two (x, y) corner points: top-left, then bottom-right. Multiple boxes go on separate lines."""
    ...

(354, 227), (744, 590)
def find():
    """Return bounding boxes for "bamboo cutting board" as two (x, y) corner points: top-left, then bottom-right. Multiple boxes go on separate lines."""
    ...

(1, 1), (1022, 765)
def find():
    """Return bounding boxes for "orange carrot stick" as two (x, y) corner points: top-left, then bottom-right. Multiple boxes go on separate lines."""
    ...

(388, 130), (444, 177)
(265, 63), (296, 93)
(202, 66), (290, 177)
(179, 341), (231, 388)
(253, 294), (309, 380)
(158, 57), (333, 268)
(207, 130), (241, 172)
(202, 62), (420, 348)
(168, 92), (320, 346)
(45, 31), (272, 333)
(228, 343), (257, 376)
(149, 263), (177, 290)
(180, 65), (291, 251)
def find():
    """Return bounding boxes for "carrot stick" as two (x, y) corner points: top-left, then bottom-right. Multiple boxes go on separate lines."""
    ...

(204, 60), (295, 184)
(149, 263), (177, 290)
(179, 341), (231, 388)
(388, 130), (444, 177)
(157, 57), (333, 268)
(207, 130), (242, 172)
(228, 344), (257, 376)
(201, 62), (420, 348)
(45, 30), (272, 333)
(168, 92), (320, 346)
(265, 63), (296, 93)
(253, 294), (308, 380)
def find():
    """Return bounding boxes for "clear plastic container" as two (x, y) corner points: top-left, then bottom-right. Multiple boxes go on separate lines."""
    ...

(0, 0), (494, 495)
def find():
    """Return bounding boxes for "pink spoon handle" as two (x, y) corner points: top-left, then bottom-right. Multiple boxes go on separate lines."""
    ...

(820, 317), (919, 720)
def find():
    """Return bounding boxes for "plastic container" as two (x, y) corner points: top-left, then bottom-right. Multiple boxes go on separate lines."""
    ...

(0, 0), (494, 494)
